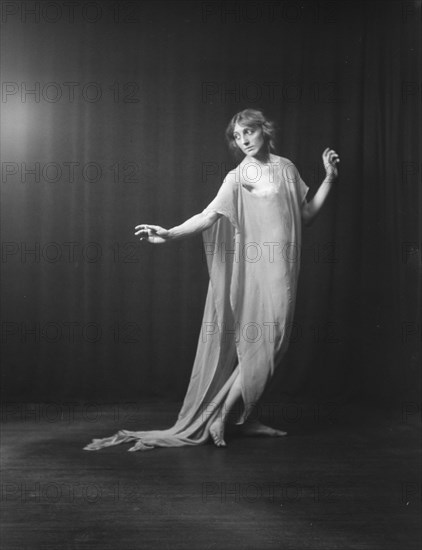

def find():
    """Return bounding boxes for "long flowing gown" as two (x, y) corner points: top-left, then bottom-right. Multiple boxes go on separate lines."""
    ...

(84, 154), (309, 451)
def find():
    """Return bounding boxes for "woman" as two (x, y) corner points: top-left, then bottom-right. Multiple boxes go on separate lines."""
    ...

(84, 109), (339, 451)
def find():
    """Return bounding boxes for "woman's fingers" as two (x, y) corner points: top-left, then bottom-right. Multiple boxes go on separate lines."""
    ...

(134, 224), (152, 242)
(135, 224), (162, 232)
(134, 224), (150, 235)
(134, 224), (168, 243)
(134, 224), (159, 237)
(323, 148), (340, 165)
(322, 148), (340, 181)
(145, 224), (165, 232)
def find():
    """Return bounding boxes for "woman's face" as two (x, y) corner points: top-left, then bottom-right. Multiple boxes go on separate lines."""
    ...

(233, 122), (266, 157)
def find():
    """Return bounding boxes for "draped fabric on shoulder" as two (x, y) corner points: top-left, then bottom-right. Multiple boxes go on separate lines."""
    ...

(83, 155), (308, 451)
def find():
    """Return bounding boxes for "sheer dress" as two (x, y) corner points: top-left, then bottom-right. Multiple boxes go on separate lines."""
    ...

(84, 155), (308, 451)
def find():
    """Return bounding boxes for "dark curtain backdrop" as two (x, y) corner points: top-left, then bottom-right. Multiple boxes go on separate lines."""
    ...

(1, 0), (420, 408)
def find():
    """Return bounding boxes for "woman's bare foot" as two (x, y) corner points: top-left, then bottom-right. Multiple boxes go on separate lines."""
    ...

(241, 420), (287, 437)
(209, 418), (227, 447)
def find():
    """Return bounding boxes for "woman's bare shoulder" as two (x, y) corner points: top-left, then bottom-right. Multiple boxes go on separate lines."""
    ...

(271, 154), (296, 167)
(222, 167), (240, 186)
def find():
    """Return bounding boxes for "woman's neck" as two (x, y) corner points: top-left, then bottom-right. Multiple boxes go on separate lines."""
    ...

(245, 150), (272, 166)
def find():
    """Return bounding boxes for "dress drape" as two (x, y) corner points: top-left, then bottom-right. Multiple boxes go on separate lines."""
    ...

(84, 155), (308, 451)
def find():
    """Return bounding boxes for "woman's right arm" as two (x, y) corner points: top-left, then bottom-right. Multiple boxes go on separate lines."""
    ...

(134, 210), (221, 244)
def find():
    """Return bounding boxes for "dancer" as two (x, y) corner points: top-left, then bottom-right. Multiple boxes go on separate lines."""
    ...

(84, 109), (339, 451)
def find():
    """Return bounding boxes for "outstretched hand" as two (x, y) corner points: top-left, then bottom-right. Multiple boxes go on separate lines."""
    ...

(134, 224), (170, 244)
(322, 148), (340, 180)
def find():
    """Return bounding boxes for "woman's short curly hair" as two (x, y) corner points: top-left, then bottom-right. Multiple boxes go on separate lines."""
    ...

(225, 109), (278, 160)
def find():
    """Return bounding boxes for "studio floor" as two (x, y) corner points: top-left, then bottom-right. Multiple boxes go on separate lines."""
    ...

(1, 400), (420, 550)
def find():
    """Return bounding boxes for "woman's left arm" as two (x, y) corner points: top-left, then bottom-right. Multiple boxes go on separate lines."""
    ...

(302, 148), (340, 226)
